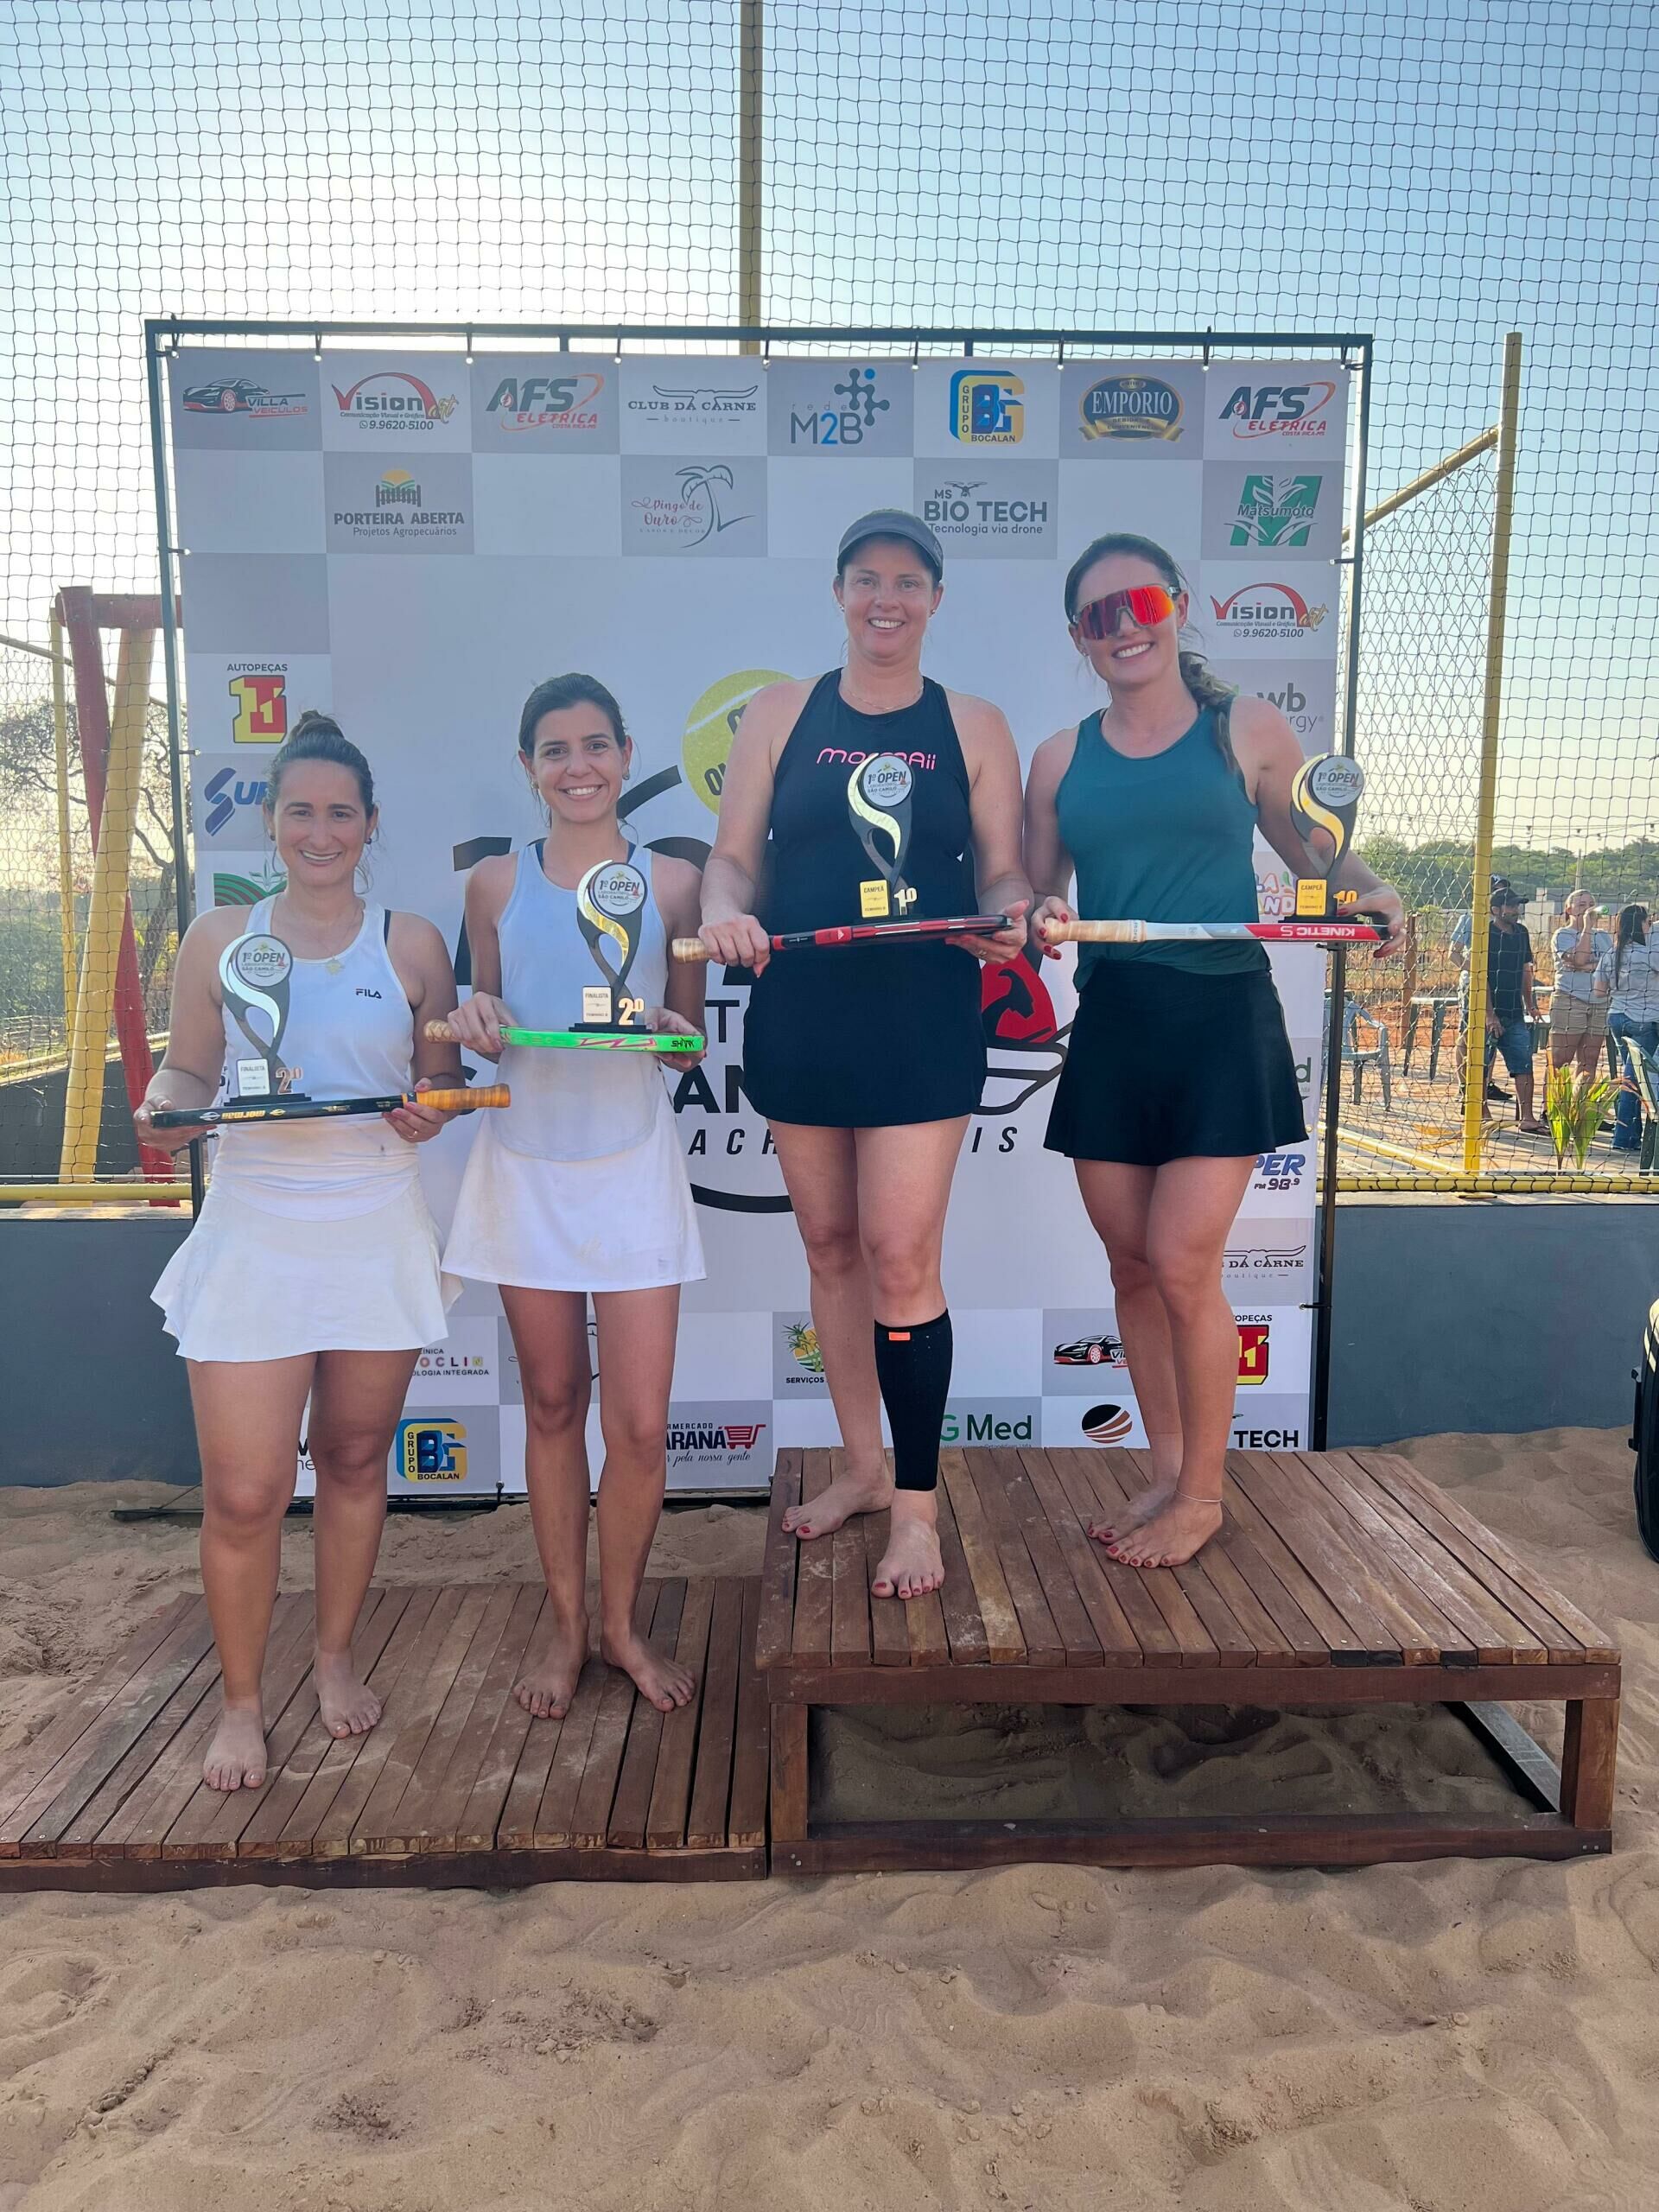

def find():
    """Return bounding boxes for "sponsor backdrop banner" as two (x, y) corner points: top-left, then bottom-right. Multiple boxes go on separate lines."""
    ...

(168, 344), (1349, 1495)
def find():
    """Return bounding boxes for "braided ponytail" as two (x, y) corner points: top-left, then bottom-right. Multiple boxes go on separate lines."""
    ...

(1064, 532), (1240, 774)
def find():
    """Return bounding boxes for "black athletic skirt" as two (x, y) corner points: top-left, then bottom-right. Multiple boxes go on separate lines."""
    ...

(1045, 959), (1306, 1165)
(744, 941), (987, 1127)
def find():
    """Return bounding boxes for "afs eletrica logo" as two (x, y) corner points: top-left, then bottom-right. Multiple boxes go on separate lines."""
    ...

(950, 369), (1023, 444)
(483, 371), (605, 431)
(1216, 380), (1338, 441)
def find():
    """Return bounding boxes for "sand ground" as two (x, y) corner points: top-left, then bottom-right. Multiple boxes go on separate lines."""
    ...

(1, 1427), (1656, 2212)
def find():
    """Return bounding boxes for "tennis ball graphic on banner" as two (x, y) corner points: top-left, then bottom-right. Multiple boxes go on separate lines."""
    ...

(682, 669), (791, 812)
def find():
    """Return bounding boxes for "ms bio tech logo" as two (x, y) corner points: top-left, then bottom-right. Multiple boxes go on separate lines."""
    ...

(950, 369), (1023, 443)
(332, 371), (458, 428)
(397, 1417), (467, 1482)
(1217, 381), (1338, 440)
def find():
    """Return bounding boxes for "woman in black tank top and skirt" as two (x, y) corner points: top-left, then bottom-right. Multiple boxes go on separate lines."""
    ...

(1027, 533), (1404, 1572)
(701, 512), (1029, 1602)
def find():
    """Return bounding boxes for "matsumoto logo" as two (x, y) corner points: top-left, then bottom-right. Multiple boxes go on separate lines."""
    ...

(1210, 582), (1328, 640)
(1079, 373), (1184, 441)
(331, 371), (458, 426)
(485, 371), (604, 429)
(1217, 381), (1338, 439)
(1228, 474), (1323, 549)
(950, 369), (1023, 443)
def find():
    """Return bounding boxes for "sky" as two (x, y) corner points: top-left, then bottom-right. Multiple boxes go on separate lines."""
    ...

(0, 0), (1653, 845)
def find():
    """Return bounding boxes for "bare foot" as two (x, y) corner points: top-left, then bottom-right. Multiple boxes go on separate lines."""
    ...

(514, 1613), (587, 1719)
(203, 1701), (267, 1791)
(315, 1649), (383, 1740)
(1089, 1475), (1178, 1545)
(872, 1510), (944, 1601)
(1105, 1496), (1224, 1569)
(601, 1624), (696, 1713)
(784, 1463), (894, 1540)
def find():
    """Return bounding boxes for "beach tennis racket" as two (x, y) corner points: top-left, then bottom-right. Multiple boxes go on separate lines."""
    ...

(672, 913), (1011, 962)
(1039, 917), (1387, 948)
(150, 1086), (509, 1130)
(423, 1019), (703, 1057)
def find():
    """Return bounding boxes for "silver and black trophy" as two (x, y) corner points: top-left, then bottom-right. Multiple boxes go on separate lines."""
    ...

(575, 860), (650, 1031)
(847, 753), (918, 920)
(1288, 753), (1366, 921)
(219, 933), (303, 1098)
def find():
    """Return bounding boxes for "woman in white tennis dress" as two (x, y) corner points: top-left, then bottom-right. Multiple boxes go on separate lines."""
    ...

(444, 673), (705, 1721)
(137, 713), (465, 1793)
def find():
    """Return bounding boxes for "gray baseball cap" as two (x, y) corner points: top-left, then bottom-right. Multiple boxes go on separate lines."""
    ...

(836, 508), (944, 580)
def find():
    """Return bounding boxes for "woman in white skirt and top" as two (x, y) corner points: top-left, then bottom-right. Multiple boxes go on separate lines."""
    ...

(137, 713), (466, 1791)
(444, 674), (706, 1719)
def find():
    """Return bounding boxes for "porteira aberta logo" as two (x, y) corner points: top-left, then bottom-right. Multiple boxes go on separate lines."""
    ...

(1078, 372), (1185, 442)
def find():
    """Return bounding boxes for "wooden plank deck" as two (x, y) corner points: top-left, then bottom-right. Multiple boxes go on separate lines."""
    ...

(758, 1447), (1622, 1875)
(0, 1578), (766, 1892)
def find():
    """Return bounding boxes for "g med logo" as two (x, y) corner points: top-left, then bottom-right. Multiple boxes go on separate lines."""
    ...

(397, 1417), (467, 1482)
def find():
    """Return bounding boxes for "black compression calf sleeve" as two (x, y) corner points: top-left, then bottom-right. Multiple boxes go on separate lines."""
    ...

(873, 1310), (952, 1493)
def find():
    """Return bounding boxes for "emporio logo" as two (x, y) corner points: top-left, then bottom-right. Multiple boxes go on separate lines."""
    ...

(484, 371), (605, 430)
(1216, 381), (1338, 440)
(921, 480), (1050, 536)
(202, 767), (268, 837)
(950, 368), (1023, 443)
(228, 669), (288, 745)
(630, 379), (760, 419)
(786, 365), (891, 447)
(637, 464), (750, 547)
(181, 376), (307, 417)
(1210, 583), (1328, 643)
(1236, 1319), (1270, 1386)
(397, 1416), (467, 1482)
(331, 371), (458, 427)
(1081, 1402), (1133, 1445)
(1078, 373), (1185, 442)
(1228, 474), (1324, 550)
(665, 1419), (767, 1452)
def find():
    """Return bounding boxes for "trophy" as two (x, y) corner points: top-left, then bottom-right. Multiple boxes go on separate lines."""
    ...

(1288, 753), (1366, 921)
(219, 933), (304, 1098)
(575, 859), (650, 1032)
(847, 753), (918, 920)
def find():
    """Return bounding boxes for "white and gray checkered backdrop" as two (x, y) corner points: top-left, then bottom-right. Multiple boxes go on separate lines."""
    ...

(164, 340), (1350, 1495)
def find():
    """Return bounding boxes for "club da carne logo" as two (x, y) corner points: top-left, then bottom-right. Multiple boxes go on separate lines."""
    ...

(628, 378), (760, 423)
(1228, 474), (1323, 549)
(631, 464), (751, 547)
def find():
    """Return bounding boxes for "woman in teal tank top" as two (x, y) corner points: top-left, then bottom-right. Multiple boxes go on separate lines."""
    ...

(1025, 533), (1403, 1572)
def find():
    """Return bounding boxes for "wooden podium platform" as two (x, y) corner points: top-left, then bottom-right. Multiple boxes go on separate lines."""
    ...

(756, 1446), (1622, 1874)
(0, 1578), (768, 1891)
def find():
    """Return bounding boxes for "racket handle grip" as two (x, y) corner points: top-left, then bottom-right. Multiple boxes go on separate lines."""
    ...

(671, 938), (713, 963)
(440, 1084), (510, 1109)
(1039, 918), (1145, 945)
(424, 1019), (458, 1041)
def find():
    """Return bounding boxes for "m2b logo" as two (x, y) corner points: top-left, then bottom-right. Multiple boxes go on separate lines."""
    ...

(1217, 382), (1338, 439)
(1254, 1151), (1306, 1192)
(789, 365), (890, 447)
(950, 370), (1023, 443)
(397, 1418), (467, 1482)
(229, 671), (287, 745)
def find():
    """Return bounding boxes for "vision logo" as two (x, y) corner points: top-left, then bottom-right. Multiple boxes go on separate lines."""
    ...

(1079, 373), (1184, 442)
(397, 1417), (467, 1482)
(1228, 475), (1323, 550)
(228, 671), (288, 745)
(1210, 583), (1327, 643)
(950, 369), (1023, 443)
(331, 371), (458, 426)
(202, 767), (268, 837)
(484, 371), (605, 429)
(1217, 381), (1338, 439)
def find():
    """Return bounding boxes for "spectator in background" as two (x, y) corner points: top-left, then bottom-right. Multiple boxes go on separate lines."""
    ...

(1595, 904), (1659, 1154)
(1478, 884), (1543, 1132)
(1452, 879), (1514, 1103)
(1548, 890), (1613, 1082)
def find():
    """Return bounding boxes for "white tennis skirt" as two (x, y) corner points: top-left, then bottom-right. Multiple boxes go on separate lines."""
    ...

(443, 1103), (705, 1294)
(153, 1178), (456, 1363)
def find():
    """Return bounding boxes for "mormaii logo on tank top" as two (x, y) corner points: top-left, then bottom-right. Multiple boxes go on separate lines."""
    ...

(815, 747), (938, 772)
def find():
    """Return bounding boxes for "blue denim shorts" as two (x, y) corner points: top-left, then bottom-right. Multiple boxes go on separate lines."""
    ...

(1486, 1016), (1535, 1077)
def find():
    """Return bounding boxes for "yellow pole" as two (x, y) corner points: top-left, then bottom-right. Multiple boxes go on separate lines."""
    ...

(59, 627), (155, 1181)
(1461, 332), (1523, 1174)
(737, 0), (763, 355)
(50, 607), (78, 1032)
(0, 1183), (193, 1205)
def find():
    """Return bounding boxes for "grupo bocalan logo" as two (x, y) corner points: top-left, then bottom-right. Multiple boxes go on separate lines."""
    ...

(397, 1417), (468, 1482)
(1079, 372), (1185, 442)
(1228, 474), (1324, 549)
(1216, 380), (1338, 440)
(950, 368), (1024, 443)
(181, 375), (307, 418)
(331, 370), (458, 428)
(1210, 582), (1328, 644)
(484, 370), (606, 431)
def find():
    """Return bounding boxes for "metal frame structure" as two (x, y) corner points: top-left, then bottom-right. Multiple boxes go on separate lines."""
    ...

(143, 315), (1375, 1447)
